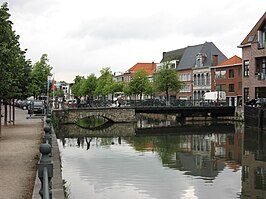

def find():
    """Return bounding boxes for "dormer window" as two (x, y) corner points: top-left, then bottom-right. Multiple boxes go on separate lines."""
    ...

(258, 23), (266, 49)
(195, 53), (207, 67)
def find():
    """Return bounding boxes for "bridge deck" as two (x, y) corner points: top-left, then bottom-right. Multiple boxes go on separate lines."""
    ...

(55, 106), (236, 124)
(74, 106), (235, 117)
(134, 106), (235, 117)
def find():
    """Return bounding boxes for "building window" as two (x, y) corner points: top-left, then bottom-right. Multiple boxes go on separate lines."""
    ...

(201, 74), (205, 85)
(244, 87), (249, 103)
(206, 73), (210, 85)
(179, 73), (191, 81)
(180, 85), (191, 92)
(193, 74), (197, 86)
(197, 74), (201, 85)
(244, 60), (249, 77)
(229, 84), (235, 92)
(195, 53), (206, 67)
(216, 84), (226, 92)
(171, 63), (176, 69)
(258, 27), (266, 49)
(254, 167), (266, 190)
(215, 70), (226, 79)
(229, 69), (234, 78)
(255, 57), (266, 75)
(255, 87), (266, 99)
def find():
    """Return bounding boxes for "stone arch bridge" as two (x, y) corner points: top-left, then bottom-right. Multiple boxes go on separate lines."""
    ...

(53, 106), (236, 124)
(53, 107), (136, 124)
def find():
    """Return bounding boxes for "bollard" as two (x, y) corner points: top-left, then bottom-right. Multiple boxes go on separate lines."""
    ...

(47, 113), (52, 119)
(38, 143), (53, 199)
(43, 125), (52, 146)
(46, 118), (52, 128)
(46, 106), (50, 115)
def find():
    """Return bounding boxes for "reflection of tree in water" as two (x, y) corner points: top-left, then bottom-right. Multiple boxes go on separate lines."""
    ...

(154, 136), (182, 165)
(124, 135), (182, 166)
(76, 116), (110, 129)
(60, 137), (123, 149)
(85, 137), (92, 150)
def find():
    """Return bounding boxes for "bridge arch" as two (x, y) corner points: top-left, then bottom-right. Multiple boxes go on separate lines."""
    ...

(75, 111), (117, 123)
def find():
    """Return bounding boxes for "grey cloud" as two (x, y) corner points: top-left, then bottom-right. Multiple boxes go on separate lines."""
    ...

(67, 13), (178, 42)
(177, 12), (233, 37)
(8, 0), (58, 16)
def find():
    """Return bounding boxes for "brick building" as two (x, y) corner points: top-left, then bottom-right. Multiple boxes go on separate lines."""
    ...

(238, 12), (266, 105)
(210, 55), (242, 106)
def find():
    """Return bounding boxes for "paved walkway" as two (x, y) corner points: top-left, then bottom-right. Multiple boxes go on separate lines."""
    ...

(0, 107), (64, 199)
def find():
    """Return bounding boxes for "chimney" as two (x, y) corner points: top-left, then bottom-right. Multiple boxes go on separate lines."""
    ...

(212, 55), (218, 66)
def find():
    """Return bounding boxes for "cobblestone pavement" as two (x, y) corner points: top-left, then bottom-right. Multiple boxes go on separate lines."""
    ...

(0, 107), (43, 199)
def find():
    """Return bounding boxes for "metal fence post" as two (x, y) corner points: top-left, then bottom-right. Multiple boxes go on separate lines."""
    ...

(38, 143), (53, 199)
(43, 125), (52, 146)
(46, 118), (52, 128)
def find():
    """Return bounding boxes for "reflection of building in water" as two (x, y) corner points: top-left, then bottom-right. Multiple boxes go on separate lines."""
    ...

(175, 132), (242, 179)
(136, 114), (177, 128)
(242, 129), (266, 199)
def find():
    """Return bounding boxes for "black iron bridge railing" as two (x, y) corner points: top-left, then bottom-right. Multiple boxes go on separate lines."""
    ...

(74, 99), (231, 108)
(134, 106), (235, 117)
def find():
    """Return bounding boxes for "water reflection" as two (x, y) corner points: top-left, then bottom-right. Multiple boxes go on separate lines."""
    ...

(242, 128), (266, 198)
(76, 116), (109, 129)
(54, 115), (266, 198)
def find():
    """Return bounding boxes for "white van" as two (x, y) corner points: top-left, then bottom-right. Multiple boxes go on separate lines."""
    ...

(203, 91), (226, 102)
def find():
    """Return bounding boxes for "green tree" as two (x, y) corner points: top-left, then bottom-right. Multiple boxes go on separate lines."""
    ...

(80, 74), (97, 99)
(128, 68), (150, 100)
(123, 84), (133, 99)
(143, 81), (155, 98)
(71, 75), (85, 97)
(94, 67), (113, 98)
(29, 54), (52, 98)
(153, 62), (183, 101)
(111, 81), (124, 93)
(0, 2), (32, 130)
(0, 2), (32, 100)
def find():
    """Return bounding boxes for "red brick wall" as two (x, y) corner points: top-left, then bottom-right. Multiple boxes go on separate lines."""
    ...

(242, 42), (266, 100)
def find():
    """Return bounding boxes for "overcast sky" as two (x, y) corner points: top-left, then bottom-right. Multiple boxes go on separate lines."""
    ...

(2, 0), (266, 82)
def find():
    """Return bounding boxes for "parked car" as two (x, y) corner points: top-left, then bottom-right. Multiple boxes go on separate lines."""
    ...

(28, 100), (45, 115)
(15, 99), (32, 110)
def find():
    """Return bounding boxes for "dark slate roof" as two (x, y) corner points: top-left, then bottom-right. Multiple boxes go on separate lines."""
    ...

(160, 47), (186, 62)
(199, 42), (228, 67)
(177, 44), (204, 70)
(160, 42), (227, 71)
(241, 12), (266, 46)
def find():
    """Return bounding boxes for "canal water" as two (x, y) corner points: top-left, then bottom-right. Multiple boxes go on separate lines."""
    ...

(55, 115), (266, 199)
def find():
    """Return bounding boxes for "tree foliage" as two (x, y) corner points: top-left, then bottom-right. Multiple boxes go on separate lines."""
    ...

(71, 75), (85, 97)
(153, 62), (183, 101)
(80, 74), (97, 98)
(128, 68), (151, 100)
(0, 2), (32, 101)
(28, 54), (52, 98)
(94, 67), (113, 97)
